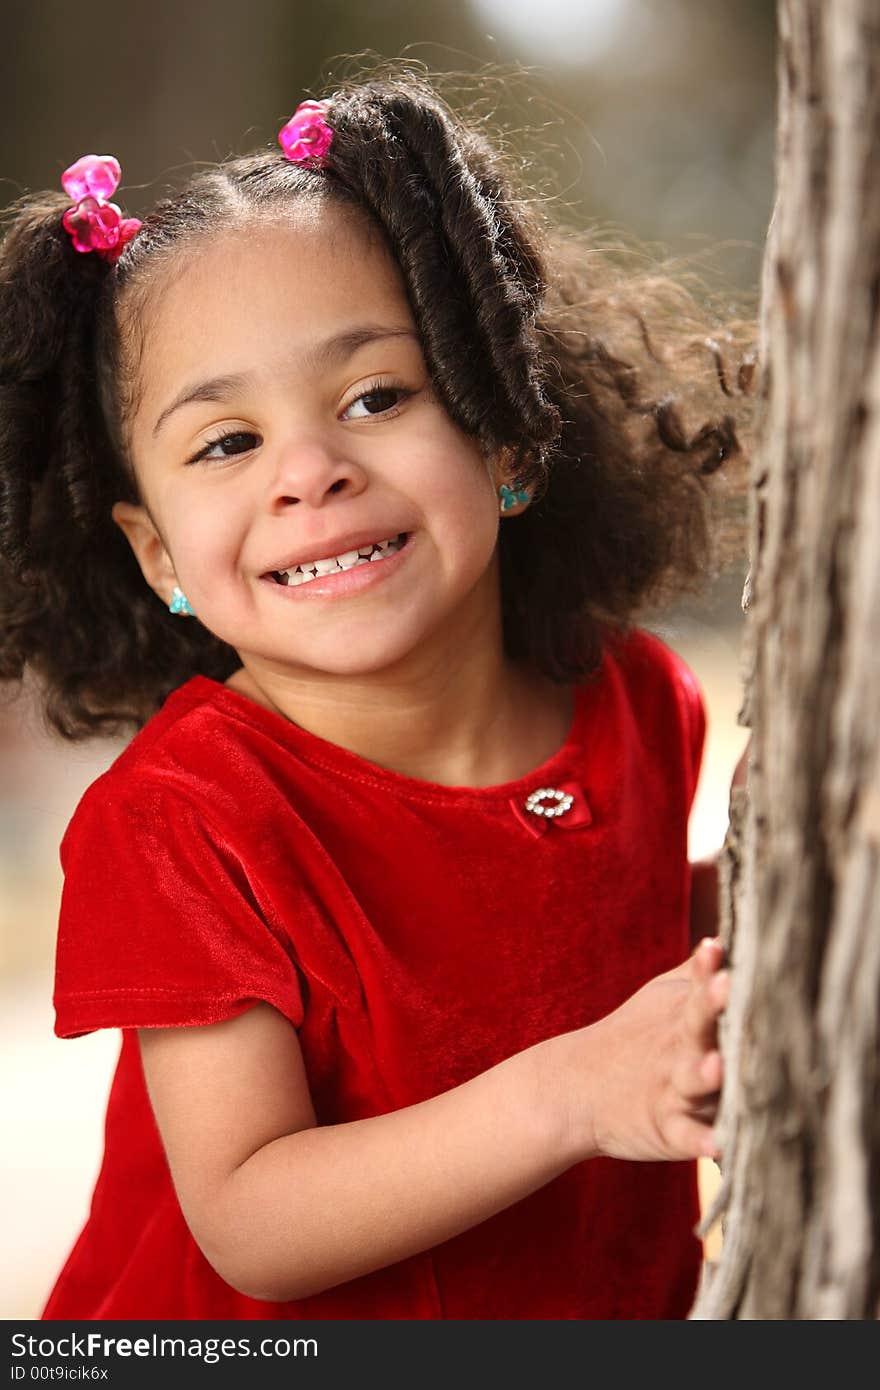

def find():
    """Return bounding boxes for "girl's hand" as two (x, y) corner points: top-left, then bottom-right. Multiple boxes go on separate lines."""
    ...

(567, 938), (728, 1163)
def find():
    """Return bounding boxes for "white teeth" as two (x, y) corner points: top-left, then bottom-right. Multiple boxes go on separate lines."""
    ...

(271, 533), (406, 587)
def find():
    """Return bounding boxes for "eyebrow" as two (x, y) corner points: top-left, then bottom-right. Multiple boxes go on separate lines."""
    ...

(151, 325), (419, 438)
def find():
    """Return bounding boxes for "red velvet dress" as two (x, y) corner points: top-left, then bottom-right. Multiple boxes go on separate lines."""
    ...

(43, 627), (706, 1320)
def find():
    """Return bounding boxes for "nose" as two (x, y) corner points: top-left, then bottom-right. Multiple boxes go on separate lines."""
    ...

(266, 434), (368, 511)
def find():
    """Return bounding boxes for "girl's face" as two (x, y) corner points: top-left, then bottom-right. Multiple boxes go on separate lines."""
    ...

(115, 204), (509, 687)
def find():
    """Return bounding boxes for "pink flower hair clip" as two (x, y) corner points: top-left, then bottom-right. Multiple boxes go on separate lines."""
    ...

(61, 154), (142, 264)
(278, 100), (333, 167)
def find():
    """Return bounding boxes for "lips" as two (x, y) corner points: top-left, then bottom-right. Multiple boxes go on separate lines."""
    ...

(262, 528), (410, 578)
(261, 529), (414, 599)
(270, 533), (408, 585)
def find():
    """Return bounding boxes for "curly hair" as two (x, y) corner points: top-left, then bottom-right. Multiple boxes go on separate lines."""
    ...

(0, 68), (755, 740)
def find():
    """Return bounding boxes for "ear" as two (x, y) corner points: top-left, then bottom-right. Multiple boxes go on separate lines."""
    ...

(492, 448), (531, 516)
(490, 446), (515, 491)
(111, 501), (179, 608)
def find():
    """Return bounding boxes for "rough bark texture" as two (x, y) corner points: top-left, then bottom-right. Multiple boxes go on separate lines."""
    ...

(691, 0), (880, 1319)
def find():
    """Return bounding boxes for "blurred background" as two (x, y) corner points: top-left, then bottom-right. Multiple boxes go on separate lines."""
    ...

(1, 0), (773, 1318)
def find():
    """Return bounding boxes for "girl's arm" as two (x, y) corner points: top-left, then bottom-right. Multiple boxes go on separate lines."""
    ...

(138, 940), (726, 1303)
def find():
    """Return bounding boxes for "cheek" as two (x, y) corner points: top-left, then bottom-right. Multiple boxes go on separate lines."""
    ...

(409, 424), (498, 530)
(436, 454), (499, 554)
(169, 498), (242, 583)
(432, 487), (500, 599)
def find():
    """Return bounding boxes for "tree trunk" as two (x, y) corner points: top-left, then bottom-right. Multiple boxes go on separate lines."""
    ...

(690, 0), (880, 1319)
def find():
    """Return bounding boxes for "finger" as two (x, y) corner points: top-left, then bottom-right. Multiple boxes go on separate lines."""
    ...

(690, 936), (725, 987)
(688, 1074), (722, 1119)
(701, 1126), (723, 1162)
(684, 968), (730, 1051)
(673, 1045), (724, 1103)
(665, 1113), (721, 1161)
(700, 1048), (724, 1092)
(658, 938), (724, 991)
(708, 968), (730, 1014)
(675, 973), (729, 1100)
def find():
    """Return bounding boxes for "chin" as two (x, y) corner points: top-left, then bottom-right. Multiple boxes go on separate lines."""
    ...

(276, 627), (437, 679)
(296, 645), (423, 679)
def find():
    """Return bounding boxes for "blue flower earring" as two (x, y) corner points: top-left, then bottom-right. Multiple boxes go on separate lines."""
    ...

(169, 586), (195, 617)
(499, 484), (530, 513)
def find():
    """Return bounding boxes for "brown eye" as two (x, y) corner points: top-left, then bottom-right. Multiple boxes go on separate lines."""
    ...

(342, 386), (409, 420)
(189, 431), (259, 464)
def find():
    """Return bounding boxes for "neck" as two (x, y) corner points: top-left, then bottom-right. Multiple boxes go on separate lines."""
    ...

(225, 594), (572, 789)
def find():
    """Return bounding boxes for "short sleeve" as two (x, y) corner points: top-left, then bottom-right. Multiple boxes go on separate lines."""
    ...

(53, 775), (306, 1039)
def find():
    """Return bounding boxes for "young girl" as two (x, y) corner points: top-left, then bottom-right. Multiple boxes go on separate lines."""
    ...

(1, 70), (750, 1321)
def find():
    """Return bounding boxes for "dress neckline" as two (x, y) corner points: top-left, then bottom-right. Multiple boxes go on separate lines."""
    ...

(182, 665), (605, 806)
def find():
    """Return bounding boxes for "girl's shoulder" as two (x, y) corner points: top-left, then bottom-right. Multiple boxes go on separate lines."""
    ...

(598, 624), (707, 789)
(61, 676), (261, 851)
(600, 624), (704, 713)
(108, 674), (229, 776)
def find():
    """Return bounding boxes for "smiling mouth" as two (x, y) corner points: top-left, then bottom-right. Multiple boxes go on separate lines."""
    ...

(269, 533), (409, 587)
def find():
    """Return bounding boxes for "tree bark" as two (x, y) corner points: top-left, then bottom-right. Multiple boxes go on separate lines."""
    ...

(691, 0), (880, 1319)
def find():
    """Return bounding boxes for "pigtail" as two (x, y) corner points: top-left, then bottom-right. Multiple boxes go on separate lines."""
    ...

(0, 193), (236, 738)
(0, 195), (107, 569)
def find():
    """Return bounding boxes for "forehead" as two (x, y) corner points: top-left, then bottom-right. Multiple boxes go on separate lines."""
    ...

(132, 204), (414, 418)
